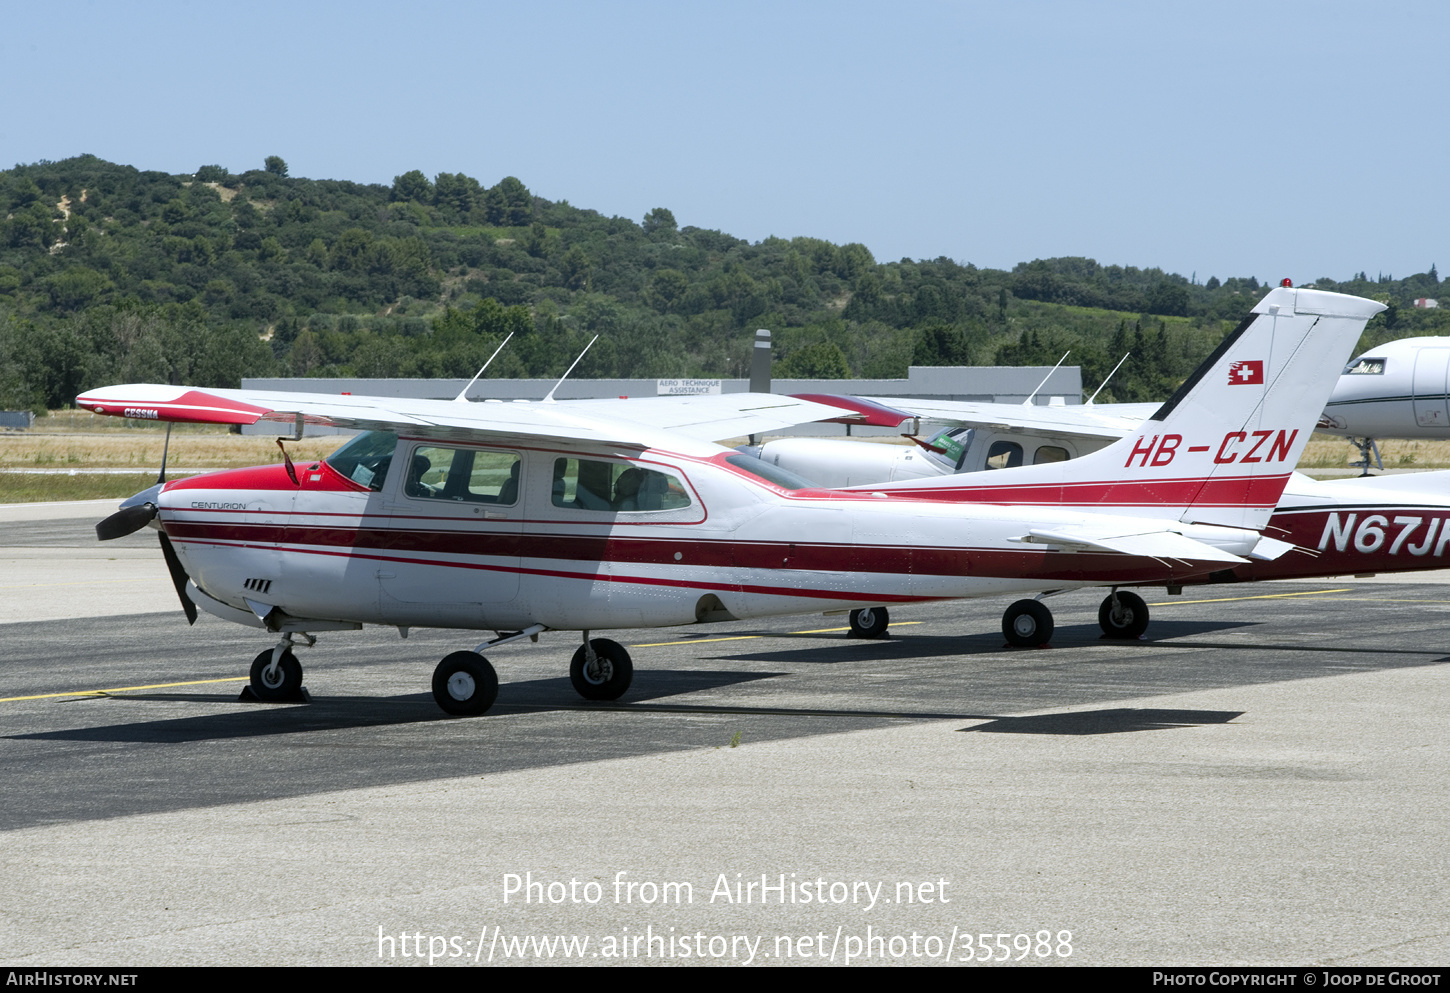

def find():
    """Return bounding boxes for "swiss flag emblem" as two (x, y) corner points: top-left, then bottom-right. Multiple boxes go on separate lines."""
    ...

(1229, 360), (1264, 385)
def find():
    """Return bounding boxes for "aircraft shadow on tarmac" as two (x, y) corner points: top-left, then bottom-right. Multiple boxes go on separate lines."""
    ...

(717, 622), (1258, 665)
(961, 708), (1244, 735)
(4, 670), (790, 744)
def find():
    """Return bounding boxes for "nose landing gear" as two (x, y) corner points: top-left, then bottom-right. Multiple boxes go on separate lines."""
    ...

(247, 634), (310, 702)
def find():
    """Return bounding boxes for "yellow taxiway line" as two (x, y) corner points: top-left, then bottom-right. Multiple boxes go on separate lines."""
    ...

(1, 676), (249, 704)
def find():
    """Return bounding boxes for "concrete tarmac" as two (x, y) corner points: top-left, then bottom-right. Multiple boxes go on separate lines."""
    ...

(2, 501), (1448, 967)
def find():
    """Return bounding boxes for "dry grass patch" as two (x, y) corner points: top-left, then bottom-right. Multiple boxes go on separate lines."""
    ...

(1298, 436), (1450, 470)
(0, 434), (344, 470)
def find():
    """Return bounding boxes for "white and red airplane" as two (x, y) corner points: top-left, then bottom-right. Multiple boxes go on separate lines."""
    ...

(77, 286), (1381, 716)
(750, 329), (1450, 642)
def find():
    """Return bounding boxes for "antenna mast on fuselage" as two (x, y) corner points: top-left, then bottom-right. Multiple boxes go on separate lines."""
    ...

(453, 332), (515, 402)
(544, 335), (600, 403)
(1022, 351), (1070, 406)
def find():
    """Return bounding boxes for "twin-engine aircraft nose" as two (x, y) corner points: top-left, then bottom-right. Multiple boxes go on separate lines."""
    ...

(95, 482), (164, 541)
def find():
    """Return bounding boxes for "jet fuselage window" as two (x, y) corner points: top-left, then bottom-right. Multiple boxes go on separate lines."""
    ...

(551, 458), (692, 512)
(1345, 358), (1386, 375)
(1033, 445), (1070, 465)
(984, 441), (1024, 470)
(405, 446), (521, 504)
(325, 430), (399, 491)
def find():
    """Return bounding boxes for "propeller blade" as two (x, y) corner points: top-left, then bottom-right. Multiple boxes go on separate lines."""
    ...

(158, 533), (198, 625)
(95, 503), (157, 541)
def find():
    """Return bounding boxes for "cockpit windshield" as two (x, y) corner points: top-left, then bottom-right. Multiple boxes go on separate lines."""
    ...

(1344, 357), (1385, 375)
(921, 427), (973, 471)
(324, 430), (399, 491)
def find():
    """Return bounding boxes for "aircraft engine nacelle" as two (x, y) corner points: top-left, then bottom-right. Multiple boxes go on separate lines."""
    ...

(749, 438), (950, 489)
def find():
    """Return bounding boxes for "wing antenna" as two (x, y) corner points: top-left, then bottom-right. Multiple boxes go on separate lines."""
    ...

(1021, 351), (1070, 407)
(1085, 351), (1132, 406)
(453, 332), (515, 402)
(543, 334), (600, 403)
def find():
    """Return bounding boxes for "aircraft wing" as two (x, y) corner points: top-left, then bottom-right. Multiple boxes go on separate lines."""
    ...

(74, 384), (871, 449)
(861, 397), (1161, 440)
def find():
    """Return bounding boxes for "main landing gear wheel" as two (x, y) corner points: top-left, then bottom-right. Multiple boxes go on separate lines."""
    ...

(432, 651), (499, 717)
(1002, 599), (1054, 648)
(1098, 590), (1150, 639)
(249, 648), (303, 701)
(570, 638), (633, 701)
(848, 607), (890, 639)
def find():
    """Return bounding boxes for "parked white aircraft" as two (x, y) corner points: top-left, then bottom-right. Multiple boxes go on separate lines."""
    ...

(78, 287), (1379, 714)
(1317, 335), (1450, 469)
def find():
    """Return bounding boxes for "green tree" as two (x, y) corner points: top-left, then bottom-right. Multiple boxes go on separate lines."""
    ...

(264, 156), (288, 177)
(561, 245), (591, 290)
(778, 342), (850, 379)
(646, 269), (689, 312)
(1145, 280), (1188, 317)
(485, 177), (533, 226)
(433, 172), (480, 215)
(643, 207), (677, 235)
(392, 170), (434, 203)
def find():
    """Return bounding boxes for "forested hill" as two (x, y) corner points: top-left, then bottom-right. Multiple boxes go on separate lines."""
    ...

(1, 154), (1444, 412)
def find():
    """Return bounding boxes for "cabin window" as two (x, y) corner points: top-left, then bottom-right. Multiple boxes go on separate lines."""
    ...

(325, 430), (398, 491)
(984, 440), (1023, 470)
(1344, 358), (1385, 375)
(1033, 445), (1070, 465)
(551, 458), (692, 511)
(405, 446), (521, 504)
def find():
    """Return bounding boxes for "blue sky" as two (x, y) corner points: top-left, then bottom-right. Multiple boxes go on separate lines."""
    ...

(2, 1), (1443, 285)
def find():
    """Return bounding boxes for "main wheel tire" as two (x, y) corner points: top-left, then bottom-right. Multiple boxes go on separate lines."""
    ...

(1098, 590), (1150, 639)
(848, 607), (890, 639)
(570, 638), (633, 701)
(1002, 599), (1054, 648)
(249, 648), (303, 701)
(432, 651), (499, 716)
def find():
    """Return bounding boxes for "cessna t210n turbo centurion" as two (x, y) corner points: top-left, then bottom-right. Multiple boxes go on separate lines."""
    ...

(77, 286), (1383, 716)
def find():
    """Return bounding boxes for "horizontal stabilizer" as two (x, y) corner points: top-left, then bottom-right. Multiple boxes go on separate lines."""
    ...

(1012, 527), (1247, 564)
(1248, 536), (1296, 561)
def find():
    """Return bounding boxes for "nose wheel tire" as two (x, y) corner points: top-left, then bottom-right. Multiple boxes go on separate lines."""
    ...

(249, 648), (303, 701)
(1002, 599), (1054, 648)
(570, 638), (633, 701)
(432, 651), (499, 716)
(848, 607), (890, 639)
(1098, 590), (1150, 639)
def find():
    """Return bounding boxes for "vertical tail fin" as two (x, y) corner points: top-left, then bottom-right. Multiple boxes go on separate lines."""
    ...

(883, 287), (1386, 528)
